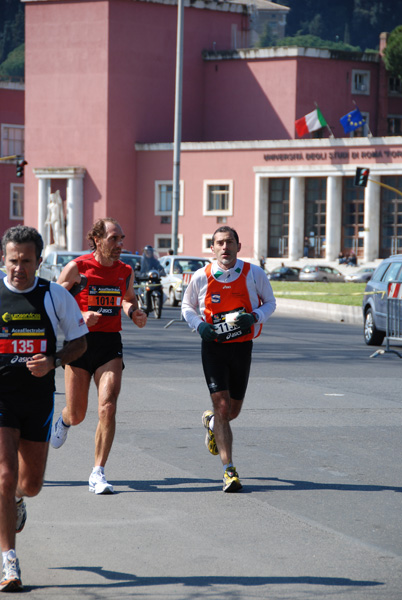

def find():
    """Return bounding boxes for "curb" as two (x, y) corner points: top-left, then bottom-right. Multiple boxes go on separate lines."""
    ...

(274, 298), (362, 325)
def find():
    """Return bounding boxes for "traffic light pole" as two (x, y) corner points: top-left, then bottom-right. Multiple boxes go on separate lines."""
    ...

(171, 0), (184, 256)
(368, 178), (402, 198)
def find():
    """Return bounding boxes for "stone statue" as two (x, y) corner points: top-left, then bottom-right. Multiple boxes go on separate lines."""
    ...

(45, 190), (66, 248)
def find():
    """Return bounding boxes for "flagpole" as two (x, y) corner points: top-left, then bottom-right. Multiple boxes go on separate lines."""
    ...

(314, 101), (334, 138)
(353, 100), (372, 137)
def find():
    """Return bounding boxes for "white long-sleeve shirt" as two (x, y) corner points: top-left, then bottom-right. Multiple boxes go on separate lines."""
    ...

(181, 259), (276, 332)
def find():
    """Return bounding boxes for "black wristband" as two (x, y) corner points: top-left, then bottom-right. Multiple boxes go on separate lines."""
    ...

(128, 306), (138, 320)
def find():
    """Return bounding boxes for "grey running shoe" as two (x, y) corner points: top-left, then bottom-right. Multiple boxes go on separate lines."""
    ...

(50, 415), (70, 449)
(88, 470), (114, 495)
(0, 556), (23, 592)
(202, 410), (218, 455)
(223, 466), (243, 493)
(15, 499), (27, 533)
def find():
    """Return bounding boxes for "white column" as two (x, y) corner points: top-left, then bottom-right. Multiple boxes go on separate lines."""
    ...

(66, 177), (84, 251)
(364, 175), (380, 262)
(326, 176), (342, 261)
(253, 174), (268, 260)
(288, 176), (304, 261)
(37, 178), (50, 243)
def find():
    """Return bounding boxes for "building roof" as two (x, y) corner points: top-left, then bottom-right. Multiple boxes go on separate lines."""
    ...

(228, 0), (289, 11)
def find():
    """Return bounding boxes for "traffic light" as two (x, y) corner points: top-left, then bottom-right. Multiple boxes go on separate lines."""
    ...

(16, 158), (27, 178)
(354, 167), (370, 188)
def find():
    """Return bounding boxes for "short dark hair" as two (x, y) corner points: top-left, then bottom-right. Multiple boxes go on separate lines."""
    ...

(211, 226), (239, 245)
(2, 226), (43, 260)
(87, 218), (119, 250)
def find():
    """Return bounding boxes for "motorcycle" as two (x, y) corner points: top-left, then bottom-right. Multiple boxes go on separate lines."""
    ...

(135, 269), (163, 319)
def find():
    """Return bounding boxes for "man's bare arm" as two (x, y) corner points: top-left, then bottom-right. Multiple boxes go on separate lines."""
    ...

(26, 335), (87, 378)
(122, 270), (147, 328)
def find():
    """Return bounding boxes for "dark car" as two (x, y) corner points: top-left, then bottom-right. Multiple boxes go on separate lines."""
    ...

(119, 253), (141, 273)
(362, 255), (402, 345)
(268, 266), (301, 281)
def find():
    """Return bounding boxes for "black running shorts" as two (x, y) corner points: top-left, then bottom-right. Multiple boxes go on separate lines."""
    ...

(68, 331), (123, 375)
(201, 340), (253, 400)
(0, 386), (54, 442)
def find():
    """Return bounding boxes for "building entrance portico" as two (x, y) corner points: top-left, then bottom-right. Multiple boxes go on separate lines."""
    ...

(33, 167), (86, 252)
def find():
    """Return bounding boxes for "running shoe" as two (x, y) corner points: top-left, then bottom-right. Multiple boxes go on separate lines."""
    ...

(88, 470), (114, 495)
(202, 410), (218, 455)
(0, 556), (23, 592)
(15, 499), (27, 533)
(50, 415), (70, 449)
(223, 466), (243, 493)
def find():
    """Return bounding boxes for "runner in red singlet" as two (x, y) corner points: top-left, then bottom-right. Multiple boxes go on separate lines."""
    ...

(50, 218), (147, 495)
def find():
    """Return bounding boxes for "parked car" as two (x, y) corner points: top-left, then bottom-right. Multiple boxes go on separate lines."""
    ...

(344, 267), (374, 283)
(362, 255), (402, 345)
(119, 253), (141, 274)
(299, 265), (345, 282)
(38, 250), (90, 281)
(158, 255), (211, 306)
(38, 250), (138, 282)
(268, 266), (300, 281)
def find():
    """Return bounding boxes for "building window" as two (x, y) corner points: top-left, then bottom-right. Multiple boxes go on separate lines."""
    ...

(10, 184), (24, 219)
(155, 181), (183, 216)
(387, 116), (402, 136)
(154, 233), (183, 254)
(203, 180), (233, 216)
(1, 125), (24, 158)
(389, 76), (402, 95)
(202, 234), (213, 252)
(352, 70), (370, 95)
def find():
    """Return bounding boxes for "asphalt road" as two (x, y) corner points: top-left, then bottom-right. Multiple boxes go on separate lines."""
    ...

(15, 305), (402, 599)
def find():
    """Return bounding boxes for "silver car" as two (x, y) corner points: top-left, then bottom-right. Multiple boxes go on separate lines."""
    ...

(299, 265), (345, 282)
(362, 255), (402, 345)
(344, 267), (374, 283)
(158, 255), (211, 306)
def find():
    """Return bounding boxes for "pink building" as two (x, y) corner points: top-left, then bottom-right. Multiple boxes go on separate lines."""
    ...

(0, 82), (25, 234)
(20, 0), (402, 261)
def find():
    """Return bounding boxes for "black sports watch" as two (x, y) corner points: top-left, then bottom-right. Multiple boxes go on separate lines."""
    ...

(53, 355), (63, 369)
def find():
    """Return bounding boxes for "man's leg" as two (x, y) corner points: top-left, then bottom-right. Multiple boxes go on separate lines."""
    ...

(0, 429), (19, 553)
(93, 358), (122, 467)
(51, 365), (91, 449)
(17, 439), (50, 499)
(62, 365), (92, 426)
(210, 391), (243, 466)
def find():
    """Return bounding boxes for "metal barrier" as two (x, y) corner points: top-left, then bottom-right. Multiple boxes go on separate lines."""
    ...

(371, 280), (402, 358)
(385, 280), (402, 355)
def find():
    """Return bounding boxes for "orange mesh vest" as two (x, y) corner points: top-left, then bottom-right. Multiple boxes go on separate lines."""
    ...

(203, 262), (262, 343)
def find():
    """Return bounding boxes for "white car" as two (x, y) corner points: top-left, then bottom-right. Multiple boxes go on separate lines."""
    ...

(158, 255), (211, 306)
(38, 250), (137, 282)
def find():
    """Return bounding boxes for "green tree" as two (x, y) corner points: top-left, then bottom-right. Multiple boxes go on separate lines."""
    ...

(383, 26), (402, 79)
(0, 43), (24, 79)
(265, 34), (361, 53)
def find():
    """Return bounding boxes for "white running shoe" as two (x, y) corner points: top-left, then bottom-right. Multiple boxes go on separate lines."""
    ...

(89, 470), (114, 495)
(15, 499), (27, 533)
(50, 415), (70, 449)
(0, 554), (23, 592)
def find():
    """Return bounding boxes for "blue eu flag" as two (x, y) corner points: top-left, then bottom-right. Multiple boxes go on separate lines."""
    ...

(340, 109), (365, 134)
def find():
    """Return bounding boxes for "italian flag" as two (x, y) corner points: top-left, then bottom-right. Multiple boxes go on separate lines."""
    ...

(295, 108), (327, 138)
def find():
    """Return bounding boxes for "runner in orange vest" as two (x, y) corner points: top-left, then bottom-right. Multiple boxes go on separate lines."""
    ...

(182, 226), (276, 492)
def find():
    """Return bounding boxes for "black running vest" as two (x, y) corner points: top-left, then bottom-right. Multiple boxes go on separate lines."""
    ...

(0, 278), (57, 390)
